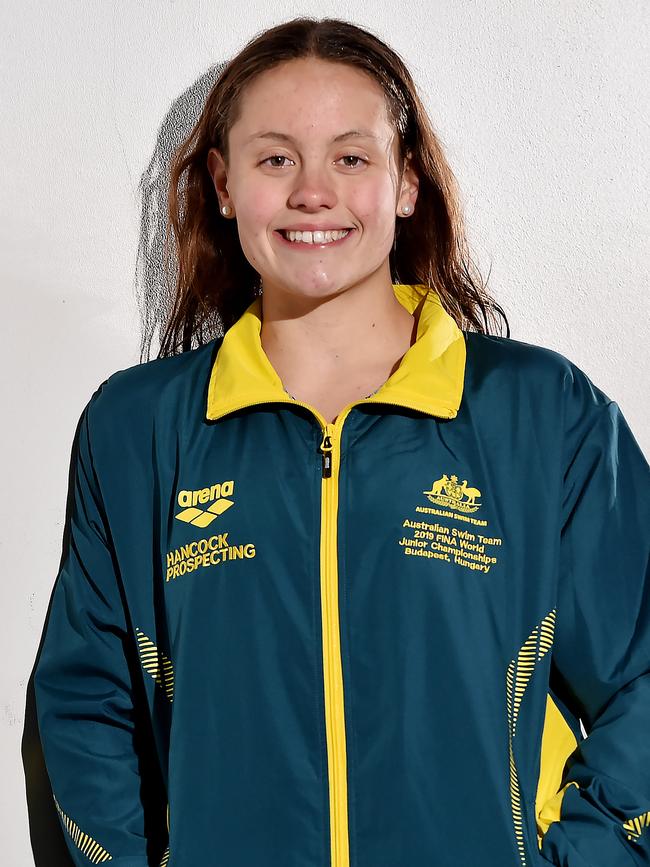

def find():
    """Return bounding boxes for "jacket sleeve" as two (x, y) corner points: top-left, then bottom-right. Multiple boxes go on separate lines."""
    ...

(34, 392), (155, 867)
(537, 366), (650, 866)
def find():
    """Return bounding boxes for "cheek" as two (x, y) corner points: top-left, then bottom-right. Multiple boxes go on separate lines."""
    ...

(242, 200), (276, 228)
(235, 177), (279, 222)
(233, 204), (276, 255)
(350, 182), (399, 225)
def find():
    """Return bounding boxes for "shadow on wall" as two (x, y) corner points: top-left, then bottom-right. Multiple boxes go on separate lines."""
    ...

(21, 63), (228, 863)
(136, 62), (228, 363)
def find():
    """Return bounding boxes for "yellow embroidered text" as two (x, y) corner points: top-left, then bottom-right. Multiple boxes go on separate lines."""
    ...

(398, 518), (502, 573)
(166, 532), (256, 581)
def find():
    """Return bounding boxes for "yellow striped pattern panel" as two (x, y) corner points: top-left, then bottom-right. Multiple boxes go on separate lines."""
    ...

(507, 609), (556, 867)
(624, 810), (650, 842)
(53, 795), (112, 862)
(135, 628), (175, 701)
(159, 845), (170, 866)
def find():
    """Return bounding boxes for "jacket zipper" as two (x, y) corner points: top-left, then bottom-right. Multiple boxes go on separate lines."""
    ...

(318, 417), (350, 867)
(210, 396), (455, 867)
(313, 401), (454, 867)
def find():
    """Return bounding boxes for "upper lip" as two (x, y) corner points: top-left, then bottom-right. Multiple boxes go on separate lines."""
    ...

(277, 224), (354, 232)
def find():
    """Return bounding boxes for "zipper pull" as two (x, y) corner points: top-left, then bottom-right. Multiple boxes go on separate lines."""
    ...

(320, 427), (333, 478)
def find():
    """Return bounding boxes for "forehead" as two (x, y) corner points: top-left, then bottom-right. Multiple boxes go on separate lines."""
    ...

(231, 58), (393, 144)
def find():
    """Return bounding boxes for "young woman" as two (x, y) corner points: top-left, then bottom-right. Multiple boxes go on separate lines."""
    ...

(34, 16), (650, 867)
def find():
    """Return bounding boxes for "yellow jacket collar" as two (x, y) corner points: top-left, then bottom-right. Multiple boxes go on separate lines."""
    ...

(206, 283), (466, 422)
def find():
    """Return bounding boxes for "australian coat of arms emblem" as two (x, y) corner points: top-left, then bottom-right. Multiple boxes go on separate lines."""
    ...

(423, 474), (482, 513)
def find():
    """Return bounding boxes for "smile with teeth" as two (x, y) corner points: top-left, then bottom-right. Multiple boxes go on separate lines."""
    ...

(280, 228), (351, 244)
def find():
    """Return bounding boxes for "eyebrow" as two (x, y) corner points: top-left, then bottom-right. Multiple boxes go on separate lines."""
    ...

(244, 129), (380, 145)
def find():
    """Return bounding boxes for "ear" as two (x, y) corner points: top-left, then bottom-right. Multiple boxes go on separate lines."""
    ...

(401, 151), (419, 206)
(207, 148), (230, 202)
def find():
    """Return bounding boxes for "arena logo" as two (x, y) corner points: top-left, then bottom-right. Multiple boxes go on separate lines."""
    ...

(174, 479), (235, 528)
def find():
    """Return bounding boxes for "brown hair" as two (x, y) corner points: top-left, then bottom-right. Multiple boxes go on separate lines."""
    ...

(148, 16), (509, 360)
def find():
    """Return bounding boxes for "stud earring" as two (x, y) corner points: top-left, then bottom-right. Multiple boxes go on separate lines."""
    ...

(401, 204), (411, 214)
(221, 204), (232, 216)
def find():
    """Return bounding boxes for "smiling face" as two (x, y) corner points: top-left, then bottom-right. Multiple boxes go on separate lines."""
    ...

(207, 57), (418, 306)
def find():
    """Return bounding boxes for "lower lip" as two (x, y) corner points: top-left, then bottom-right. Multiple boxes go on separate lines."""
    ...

(274, 229), (355, 250)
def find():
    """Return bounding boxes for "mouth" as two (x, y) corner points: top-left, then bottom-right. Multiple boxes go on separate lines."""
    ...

(274, 228), (355, 249)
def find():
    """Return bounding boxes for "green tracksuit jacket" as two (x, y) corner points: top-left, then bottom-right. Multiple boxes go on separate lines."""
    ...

(34, 283), (650, 867)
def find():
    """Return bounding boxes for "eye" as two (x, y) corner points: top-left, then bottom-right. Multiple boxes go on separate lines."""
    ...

(259, 154), (368, 169)
(339, 154), (367, 168)
(260, 155), (294, 168)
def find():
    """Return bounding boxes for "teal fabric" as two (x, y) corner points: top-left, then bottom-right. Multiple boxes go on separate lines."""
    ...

(34, 331), (650, 867)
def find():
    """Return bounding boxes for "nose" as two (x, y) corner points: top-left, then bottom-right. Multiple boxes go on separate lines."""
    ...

(286, 162), (338, 212)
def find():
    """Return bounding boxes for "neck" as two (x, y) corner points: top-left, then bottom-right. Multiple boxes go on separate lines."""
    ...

(259, 278), (417, 390)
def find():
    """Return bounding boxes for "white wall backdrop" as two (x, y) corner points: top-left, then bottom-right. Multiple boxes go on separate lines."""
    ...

(2, 1), (648, 863)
